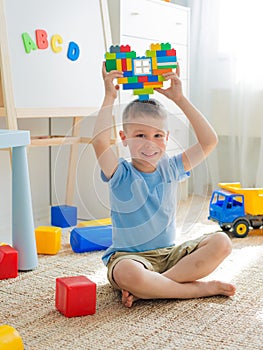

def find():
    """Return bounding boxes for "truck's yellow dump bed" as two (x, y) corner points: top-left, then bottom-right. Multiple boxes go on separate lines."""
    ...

(219, 182), (263, 215)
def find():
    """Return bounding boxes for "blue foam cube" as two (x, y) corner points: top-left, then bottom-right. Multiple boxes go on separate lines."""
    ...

(51, 205), (77, 228)
(70, 226), (112, 253)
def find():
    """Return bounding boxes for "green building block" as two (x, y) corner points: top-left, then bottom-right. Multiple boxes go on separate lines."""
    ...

(128, 76), (138, 83)
(146, 50), (156, 57)
(133, 88), (154, 95)
(157, 64), (177, 69)
(161, 43), (171, 50)
(106, 59), (117, 71)
(126, 51), (137, 58)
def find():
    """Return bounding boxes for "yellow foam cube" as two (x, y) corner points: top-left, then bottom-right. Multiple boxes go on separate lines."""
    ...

(77, 217), (112, 228)
(0, 325), (24, 350)
(35, 226), (62, 255)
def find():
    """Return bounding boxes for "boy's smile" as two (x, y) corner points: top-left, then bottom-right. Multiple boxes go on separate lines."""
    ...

(119, 115), (169, 173)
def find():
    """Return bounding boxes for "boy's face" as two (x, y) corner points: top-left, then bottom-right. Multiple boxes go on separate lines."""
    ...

(119, 115), (169, 173)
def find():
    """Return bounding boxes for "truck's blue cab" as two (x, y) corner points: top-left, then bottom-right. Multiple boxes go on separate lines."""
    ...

(208, 190), (245, 226)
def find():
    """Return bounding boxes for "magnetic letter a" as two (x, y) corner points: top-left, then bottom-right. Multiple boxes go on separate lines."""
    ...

(35, 29), (48, 49)
(21, 32), (37, 54)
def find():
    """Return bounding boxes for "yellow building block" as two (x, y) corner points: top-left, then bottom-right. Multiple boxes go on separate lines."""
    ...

(116, 59), (122, 71)
(150, 43), (161, 51)
(151, 57), (157, 69)
(126, 58), (132, 71)
(0, 325), (24, 350)
(117, 77), (128, 84)
(35, 226), (62, 255)
(77, 217), (112, 228)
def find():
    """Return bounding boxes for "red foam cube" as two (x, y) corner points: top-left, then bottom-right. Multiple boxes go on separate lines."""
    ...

(0, 245), (18, 280)
(55, 276), (96, 317)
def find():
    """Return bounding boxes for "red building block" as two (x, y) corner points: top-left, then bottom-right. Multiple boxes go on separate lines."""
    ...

(138, 76), (148, 83)
(55, 276), (96, 317)
(0, 245), (18, 280)
(120, 45), (131, 52)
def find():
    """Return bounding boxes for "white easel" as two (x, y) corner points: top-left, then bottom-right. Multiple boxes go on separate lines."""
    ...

(0, 0), (115, 205)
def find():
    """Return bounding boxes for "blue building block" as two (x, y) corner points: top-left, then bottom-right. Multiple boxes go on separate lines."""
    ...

(123, 71), (134, 77)
(70, 226), (112, 253)
(138, 94), (150, 101)
(123, 82), (144, 90)
(51, 205), (77, 228)
(148, 75), (159, 82)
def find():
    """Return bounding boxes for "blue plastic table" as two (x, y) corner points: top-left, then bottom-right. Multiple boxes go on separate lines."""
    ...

(0, 130), (38, 271)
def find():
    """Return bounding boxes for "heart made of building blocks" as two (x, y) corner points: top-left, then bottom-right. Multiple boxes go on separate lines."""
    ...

(105, 43), (177, 100)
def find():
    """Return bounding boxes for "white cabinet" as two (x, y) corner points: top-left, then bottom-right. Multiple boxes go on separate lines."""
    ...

(108, 0), (190, 197)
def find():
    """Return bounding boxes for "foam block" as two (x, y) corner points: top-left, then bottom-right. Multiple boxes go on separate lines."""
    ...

(51, 205), (77, 228)
(70, 226), (112, 253)
(0, 245), (18, 280)
(77, 217), (111, 227)
(55, 276), (96, 317)
(0, 325), (24, 349)
(35, 226), (62, 255)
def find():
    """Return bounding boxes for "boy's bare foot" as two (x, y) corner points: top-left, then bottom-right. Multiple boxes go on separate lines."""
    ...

(194, 280), (236, 298)
(121, 281), (235, 308)
(122, 290), (138, 308)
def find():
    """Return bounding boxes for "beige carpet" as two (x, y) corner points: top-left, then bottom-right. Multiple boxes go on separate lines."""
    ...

(1, 196), (263, 350)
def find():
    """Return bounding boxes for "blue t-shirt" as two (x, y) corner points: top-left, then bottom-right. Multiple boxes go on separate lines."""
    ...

(101, 153), (189, 265)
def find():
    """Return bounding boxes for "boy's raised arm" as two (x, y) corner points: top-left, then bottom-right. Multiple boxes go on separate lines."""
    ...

(156, 66), (218, 172)
(92, 63), (123, 179)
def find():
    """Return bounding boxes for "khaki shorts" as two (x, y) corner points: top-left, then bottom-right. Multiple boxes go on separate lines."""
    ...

(106, 234), (208, 290)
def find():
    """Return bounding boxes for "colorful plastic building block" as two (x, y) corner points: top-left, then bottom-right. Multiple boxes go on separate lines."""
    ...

(105, 42), (177, 100)
(0, 245), (18, 280)
(51, 205), (77, 228)
(0, 325), (24, 349)
(35, 226), (62, 255)
(55, 276), (96, 317)
(70, 225), (112, 253)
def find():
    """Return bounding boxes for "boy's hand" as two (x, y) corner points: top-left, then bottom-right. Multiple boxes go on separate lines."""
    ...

(102, 62), (123, 100)
(155, 64), (183, 104)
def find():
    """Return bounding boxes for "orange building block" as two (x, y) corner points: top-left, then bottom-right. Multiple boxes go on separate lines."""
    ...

(35, 226), (62, 255)
(0, 245), (18, 280)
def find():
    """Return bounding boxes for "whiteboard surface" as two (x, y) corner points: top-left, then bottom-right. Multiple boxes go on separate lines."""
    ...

(3, 0), (105, 112)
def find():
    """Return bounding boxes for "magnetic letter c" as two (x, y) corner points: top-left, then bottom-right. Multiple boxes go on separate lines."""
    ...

(51, 34), (63, 53)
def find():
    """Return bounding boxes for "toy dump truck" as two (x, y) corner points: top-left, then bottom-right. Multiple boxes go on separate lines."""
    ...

(208, 182), (263, 237)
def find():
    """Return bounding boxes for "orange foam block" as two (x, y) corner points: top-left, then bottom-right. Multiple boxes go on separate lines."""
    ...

(35, 226), (62, 255)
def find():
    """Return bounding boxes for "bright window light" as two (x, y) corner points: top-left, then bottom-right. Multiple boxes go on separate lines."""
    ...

(218, 0), (263, 86)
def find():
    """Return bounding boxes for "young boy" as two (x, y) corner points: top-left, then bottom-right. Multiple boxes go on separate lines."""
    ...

(92, 63), (236, 308)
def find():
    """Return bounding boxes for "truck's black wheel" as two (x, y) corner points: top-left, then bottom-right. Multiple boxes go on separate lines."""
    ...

(220, 225), (231, 232)
(233, 220), (249, 238)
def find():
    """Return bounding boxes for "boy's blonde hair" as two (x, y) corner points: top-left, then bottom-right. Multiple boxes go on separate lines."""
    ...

(122, 99), (168, 130)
